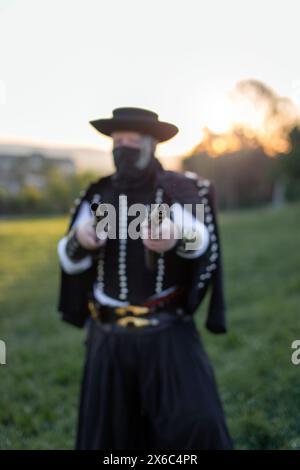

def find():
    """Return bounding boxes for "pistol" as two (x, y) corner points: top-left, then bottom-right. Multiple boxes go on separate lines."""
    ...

(145, 203), (168, 271)
(90, 202), (109, 238)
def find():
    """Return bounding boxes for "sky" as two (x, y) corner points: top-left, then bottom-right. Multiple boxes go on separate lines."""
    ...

(0, 0), (300, 157)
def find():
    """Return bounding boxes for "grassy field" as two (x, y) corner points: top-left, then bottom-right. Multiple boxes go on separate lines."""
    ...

(0, 203), (300, 449)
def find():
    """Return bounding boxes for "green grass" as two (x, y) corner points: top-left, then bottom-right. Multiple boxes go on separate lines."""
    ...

(0, 204), (300, 449)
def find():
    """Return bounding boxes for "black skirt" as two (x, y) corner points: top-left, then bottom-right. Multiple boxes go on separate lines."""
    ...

(75, 314), (233, 450)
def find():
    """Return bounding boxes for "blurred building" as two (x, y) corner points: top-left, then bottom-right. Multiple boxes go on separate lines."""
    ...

(0, 149), (75, 195)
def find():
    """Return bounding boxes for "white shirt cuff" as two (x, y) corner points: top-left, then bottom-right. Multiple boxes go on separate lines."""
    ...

(57, 236), (93, 274)
(171, 203), (210, 259)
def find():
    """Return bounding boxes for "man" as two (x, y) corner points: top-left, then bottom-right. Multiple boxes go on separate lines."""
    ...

(57, 107), (233, 450)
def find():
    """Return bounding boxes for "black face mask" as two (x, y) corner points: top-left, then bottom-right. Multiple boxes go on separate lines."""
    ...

(113, 145), (152, 181)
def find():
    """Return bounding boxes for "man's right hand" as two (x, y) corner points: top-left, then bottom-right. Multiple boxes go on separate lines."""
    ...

(76, 219), (108, 250)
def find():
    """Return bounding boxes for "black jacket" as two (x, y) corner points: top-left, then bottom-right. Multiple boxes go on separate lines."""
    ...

(57, 170), (227, 333)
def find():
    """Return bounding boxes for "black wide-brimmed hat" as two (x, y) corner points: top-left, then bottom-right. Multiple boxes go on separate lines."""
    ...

(90, 107), (178, 142)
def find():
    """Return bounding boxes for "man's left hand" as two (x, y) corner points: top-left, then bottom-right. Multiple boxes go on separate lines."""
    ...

(141, 218), (180, 253)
